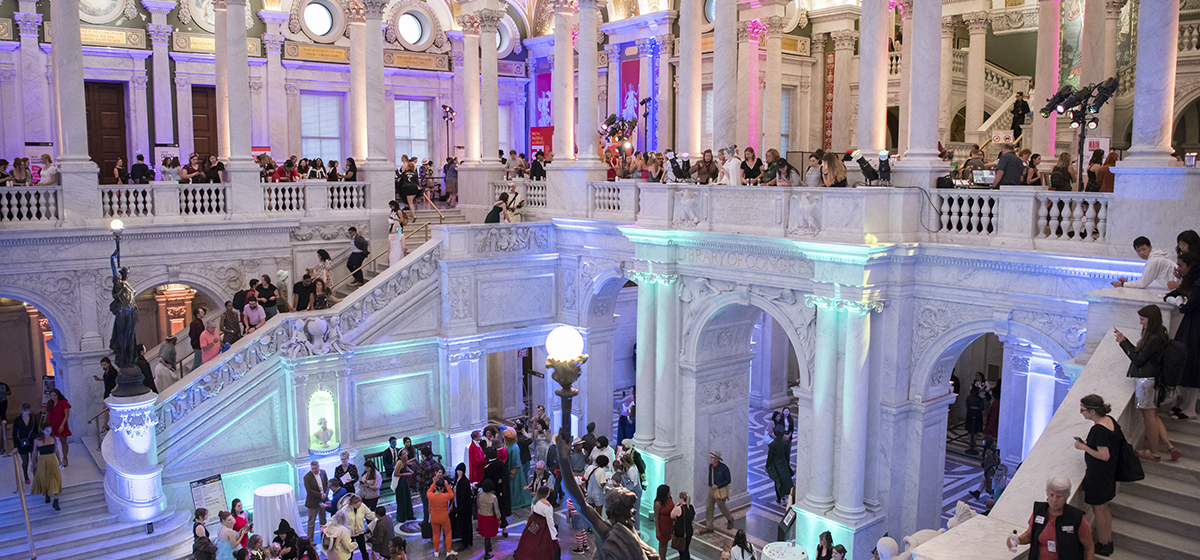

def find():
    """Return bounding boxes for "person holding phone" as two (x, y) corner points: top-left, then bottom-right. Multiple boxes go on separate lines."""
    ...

(1075, 394), (1117, 556)
(1116, 305), (1180, 462)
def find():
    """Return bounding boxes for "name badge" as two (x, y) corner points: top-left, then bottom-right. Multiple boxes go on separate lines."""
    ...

(1034, 515), (1045, 524)
(1063, 526), (1075, 534)
(1047, 541), (1057, 553)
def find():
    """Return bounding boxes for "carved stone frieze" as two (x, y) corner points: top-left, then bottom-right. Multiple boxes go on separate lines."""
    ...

(291, 223), (359, 242)
(830, 29), (858, 51)
(458, 13), (481, 36)
(1011, 310), (1087, 356)
(280, 316), (353, 359)
(563, 267), (578, 311)
(473, 226), (550, 253)
(449, 276), (472, 320)
(988, 8), (1038, 33)
(448, 349), (485, 363)
(698, 376), (748, 405)
(962, 11), (990, 34)
(787, 192), (822, 236)
(13, 12), (41, 38)
(672, 188), (707, 229)
(147, 23), (173, 46)
(803, 294), (885, 314)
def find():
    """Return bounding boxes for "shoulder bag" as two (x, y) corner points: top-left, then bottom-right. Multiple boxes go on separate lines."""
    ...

(1112, 421), (1145, 482)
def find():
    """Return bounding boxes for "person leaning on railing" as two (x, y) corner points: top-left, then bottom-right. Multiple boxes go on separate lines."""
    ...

(1005, 475), (1094, 560)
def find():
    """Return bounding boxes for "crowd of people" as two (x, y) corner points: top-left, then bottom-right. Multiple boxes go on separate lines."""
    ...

(0, 154), (59, 186)
(946, 141), (1123, 192)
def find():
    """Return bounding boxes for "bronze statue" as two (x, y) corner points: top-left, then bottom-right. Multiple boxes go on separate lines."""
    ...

(108, 244), (150, 397)
(553, 354), (657, 560)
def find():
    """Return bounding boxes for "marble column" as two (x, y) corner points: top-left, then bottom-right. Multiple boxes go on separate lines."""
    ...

(262, 33), (288, 159)
(0, 64), (21, 158)
(939, 17), (957, 144)
(712, 0), (738, 150)
(285, 83), (302, 159)
(214, 0), (229, 160)
(637, 38), (654, 152)
(655, 34), (674, 152)
(1082, 0), (1107, 91)
(480, 9), (504, 165)
(552, 0), (576, 161)
(1031, 0), (1060, 158)
(1100, 0), (1126, 140)
(576, 1), (602, 161)
(632, 280), (658, 449)
(14, 11), (47, 144)
(858, 0), (889, 154)
(830, 30), (857, 151)
(834, 308), (870, 522)
(810, 34), (827, 152)
(605, 43), (622, 119)
(762, 17), (784, 152)
(130, 76), (151, 159)
(738, 21), (764, 152)
(804, 304), (839, 510)
(49, 0), (97, 226)
(144, 0), (177, 148)
(459, 15), (481, 164)
(348, 9), (368, 161)
(1124, 0), (1179, 165)
(175, 76), (194, 160)
(223, 0), (257, 188)
(652, 278), (679, 453)
(896, 0), (914, 156)
(962, 12), (989, 145)
(104, 392), (166, 522)
(677, 0), (702, 154)
(907, 0), (945, 161)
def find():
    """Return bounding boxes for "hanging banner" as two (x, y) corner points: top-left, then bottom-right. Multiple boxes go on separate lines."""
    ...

(824, 52), (835, 152)
(533, 72), (553, 128)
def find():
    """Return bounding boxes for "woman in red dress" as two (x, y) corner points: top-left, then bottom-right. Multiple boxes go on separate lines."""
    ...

(513, 487), (560, 560)
(654, 484), (675, 560)
(47, 389), (71, 468)
(477, 479), (501, 560)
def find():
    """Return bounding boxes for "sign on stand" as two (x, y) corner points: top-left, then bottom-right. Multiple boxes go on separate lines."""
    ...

(991, 130), (1015, 145)
(190, 474), (229, 525)
(1085, 137), (1111, 155)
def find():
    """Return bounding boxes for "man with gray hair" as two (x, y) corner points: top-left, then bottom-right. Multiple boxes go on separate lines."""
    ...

(992, 143), (1025, 187)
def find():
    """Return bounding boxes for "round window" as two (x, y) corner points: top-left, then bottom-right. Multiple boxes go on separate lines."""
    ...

(705, 0), (716, 23)
(304, 2), (333, 36)
(398, 13), (424, 45)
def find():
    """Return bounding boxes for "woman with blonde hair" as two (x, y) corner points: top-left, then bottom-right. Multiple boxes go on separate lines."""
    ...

(821, 152), (848, 188)
(1050, 152), (1076, 191)
(321, 511), (356, 560)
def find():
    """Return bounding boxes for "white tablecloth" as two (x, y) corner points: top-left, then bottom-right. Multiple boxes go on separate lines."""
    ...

(762, 541), (809, 560)
(254, 483), (300, 540)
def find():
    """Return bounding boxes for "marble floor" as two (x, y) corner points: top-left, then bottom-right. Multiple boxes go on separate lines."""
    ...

(942, 420), (993, 526)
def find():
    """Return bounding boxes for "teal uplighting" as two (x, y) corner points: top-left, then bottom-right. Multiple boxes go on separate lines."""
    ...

(794, 507), (858, 560)
(640, 450), (668, 528)
(221, 462), (296, 515)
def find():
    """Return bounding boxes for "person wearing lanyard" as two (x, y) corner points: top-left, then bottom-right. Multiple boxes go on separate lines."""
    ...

(1007, 475), (1094, 560)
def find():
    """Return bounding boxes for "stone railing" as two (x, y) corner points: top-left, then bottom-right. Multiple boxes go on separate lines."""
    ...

(937, 190), (999, 236)
(0, 186), (62, 226)
(588, 180), (639, 222)
(101, 185), (155, 218)
(888, 52), (902, 76)
(154, 240), (441, 437)
(984, 64), (1016, 100)
(952, 49), (967, 77)
(178, 182), (229, 216)
(262, 183), (306, 213)
(1034, 191), (1110, 243)
(1181, 22), (1200, 54)
(1117, 63), (1136, 96)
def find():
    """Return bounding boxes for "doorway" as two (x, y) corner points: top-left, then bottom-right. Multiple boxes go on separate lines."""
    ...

(84, 81), (128, 184)
(192, 86), (219, 159)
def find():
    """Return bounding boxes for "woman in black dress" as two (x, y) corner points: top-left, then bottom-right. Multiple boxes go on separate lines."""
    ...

(815, 531), (834, 560)
(112, 157), (129, 184)
(398, 160), (420, 217)
(484, 193), (510, 224)
(1168, 251), (1200, 420)
(451, 462), (474, 552)
(12, 403), (37, 484)
(1076, 394), (1117, 556)
(741, 147), (763, 185)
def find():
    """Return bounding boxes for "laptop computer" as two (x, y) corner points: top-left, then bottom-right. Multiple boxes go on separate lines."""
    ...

(972, 170), (995, 185)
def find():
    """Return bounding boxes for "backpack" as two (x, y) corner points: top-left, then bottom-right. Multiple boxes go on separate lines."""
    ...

(1160, 339), (1189, 387)
(1050, 167), (1069, 191)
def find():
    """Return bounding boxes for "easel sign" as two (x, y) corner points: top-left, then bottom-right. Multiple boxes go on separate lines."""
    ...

(1085, 137), (1111, 155)
(190, 474), (229, 528)
(991, 130), (1015, 145)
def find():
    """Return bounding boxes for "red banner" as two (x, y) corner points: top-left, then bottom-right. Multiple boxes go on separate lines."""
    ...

(530, 127), (553, 154)
(619, 59), (641, 122)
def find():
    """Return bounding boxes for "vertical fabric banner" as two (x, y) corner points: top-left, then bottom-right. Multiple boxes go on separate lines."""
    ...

(824, 52), (835, 151)
(534, 72), (553, 127)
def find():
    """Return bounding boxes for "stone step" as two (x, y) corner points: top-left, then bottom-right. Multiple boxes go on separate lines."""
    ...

(1112, 517), (1200, 560)
(1167, 428), (1200, 458)
(0, 503), (117, 547)
(1140, 454), (1200, 484)
(1120, 472), (1200, 512)
(1110, 490), (1200, 537)
(0, 510), (189, 560)
(0, 481), (105, 513)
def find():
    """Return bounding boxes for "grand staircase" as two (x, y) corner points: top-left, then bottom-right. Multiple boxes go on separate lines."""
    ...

(1109, 415), (1200, 560)
(0, 481), (192, 560)
(331, 207), (465, 300)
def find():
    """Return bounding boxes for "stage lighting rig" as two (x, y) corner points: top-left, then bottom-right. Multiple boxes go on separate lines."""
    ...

(877, 150), (891, 183)
(1088, 77), (1119, 114)
(1040, 85), (1073, 118)
(851, 150), (879, 183)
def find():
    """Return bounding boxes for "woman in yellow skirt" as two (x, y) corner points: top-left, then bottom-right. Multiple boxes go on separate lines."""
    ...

(31, 422), (63, 510)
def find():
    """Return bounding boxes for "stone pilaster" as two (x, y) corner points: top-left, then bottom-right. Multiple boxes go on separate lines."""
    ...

(762, 17), (785, 152)
(655, 33), (674, 152)
(576, 0), (602, 160)
(830, 29), (857, 151)
(963, 12), (989, 145)
(479, 9), (504, 165)
(712, 0), (739, 150)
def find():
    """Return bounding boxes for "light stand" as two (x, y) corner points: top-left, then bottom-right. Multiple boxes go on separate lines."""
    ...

(441, 105), (456, 161)
(639, 97), (652, 152)
(1038, 78), (1117, 191)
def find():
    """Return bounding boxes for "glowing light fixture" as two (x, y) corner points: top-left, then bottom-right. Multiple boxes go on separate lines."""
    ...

(110, 218), (125, 233)
(546, 325), (584, 361)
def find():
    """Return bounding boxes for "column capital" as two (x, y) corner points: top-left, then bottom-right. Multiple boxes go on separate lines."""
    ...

(141, 0), (178, 16)
(345, 0), (365, 24)
(811, 32), (828, 54)
(14, 12), (42, 38)
(604, 42), (622, 59)
(552, 0), (578, 14)
(362, 0), (387, 21)
(636, 37), (656, 57)
(0, 69), (15, 83)
(830, 29), (858, 51)
(656, 33), (674, 57)
(763, 15), (787, 38)
(174, 75), (191, 90)
(963, 11), (990, 34)
(898, 0), (913, 18)
(1106, 0), (1128, 18)
(262, 33), (285, 54)
(458, 13), (481, 36)
(579, 0), (604, 9)
(942, 15), (959, 38)
(803, 294), (885, 314)
(131, 75), (149, 90)
(738, 19), (768, 42)
(479, 9), (505, 32)
(284, 83), (300, 96)
(147, 23), (173, 46)
(547, 53), (555, 69)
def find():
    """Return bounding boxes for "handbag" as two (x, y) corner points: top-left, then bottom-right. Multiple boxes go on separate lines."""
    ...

(712, 485), (729, 501)
(1113, 421), (1145, 482)
(672, 534), (687, 551)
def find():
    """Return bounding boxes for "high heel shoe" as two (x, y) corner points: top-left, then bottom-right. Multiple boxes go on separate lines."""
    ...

(1171, 447), (1183, 461)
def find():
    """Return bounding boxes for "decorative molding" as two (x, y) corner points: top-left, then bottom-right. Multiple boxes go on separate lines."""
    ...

(262, 33), (286, 54)
(448, 349), (485, 363)
(604, 42), (621, 61)
(284, 83), (300, 96)
(345, 0), (366, 24)
(830, 29), (858, 51)
(553, 0), (578, 14)
(656, 33), (673, 57)
(147, 23), (173, 46)
(1010, 310), (1087, 356)
(636, 37), (656, 57)
(131, 75), (149, 89)
(763, 15), (787, 38)
(942, 15), (959, 38)
(988, 8), (1038, 34)
(13, 12), (42, 38)
(449, 276), (472, 320)
(174, 75), (191, 90)
(787, 192), (822, 236)
(698, 377), (748, 405)
(290, 223), (358, 242)
(280, 317), (353, 359)
(472, 226), (551, 254)
(248, 79), (263, 93)
(811, 32), (827, 54)
(110, 402), (159, 443)
(627, 269), (678, 285)
(1106, 0), (1128, 17)
(803, 294), (885, 314)
(362, 0), (388, 21)
(478, 9), (505, 33)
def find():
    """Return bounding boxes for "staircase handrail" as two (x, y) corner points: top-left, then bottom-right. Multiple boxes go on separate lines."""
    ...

(10, 453), (36, 558)
(154, 240), (442, 436)
(329, 222), (430, 293)
(87, 405), (110, 451)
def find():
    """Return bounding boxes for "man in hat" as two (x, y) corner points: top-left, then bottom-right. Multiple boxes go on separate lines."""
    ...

(766, 429), (794, 504)
(569, 437), (588, 476)
(702, 450), (735, 533)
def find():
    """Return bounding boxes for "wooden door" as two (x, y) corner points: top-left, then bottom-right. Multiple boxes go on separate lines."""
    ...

(192, 86), (218, 160)
(84, 81), (128, 185)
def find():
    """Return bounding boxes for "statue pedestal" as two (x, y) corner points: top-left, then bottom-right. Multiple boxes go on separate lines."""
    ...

(103, 392), (166, 522)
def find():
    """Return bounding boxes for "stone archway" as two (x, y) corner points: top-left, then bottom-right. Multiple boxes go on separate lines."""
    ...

(577, 265), (634, 438)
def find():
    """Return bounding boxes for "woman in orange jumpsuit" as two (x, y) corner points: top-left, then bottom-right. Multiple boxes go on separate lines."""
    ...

(428, 467), (456, 556)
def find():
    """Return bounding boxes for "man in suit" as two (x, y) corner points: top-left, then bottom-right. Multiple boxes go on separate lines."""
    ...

(346, 227), (370, 286)
(765, 429), (794, 504)
(1011, 92), (1031, 142)
(303, 460), (330, 539)
(382, 436), (402, 477)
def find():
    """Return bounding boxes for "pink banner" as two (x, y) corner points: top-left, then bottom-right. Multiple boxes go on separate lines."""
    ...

(533, 72), (552, 128)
